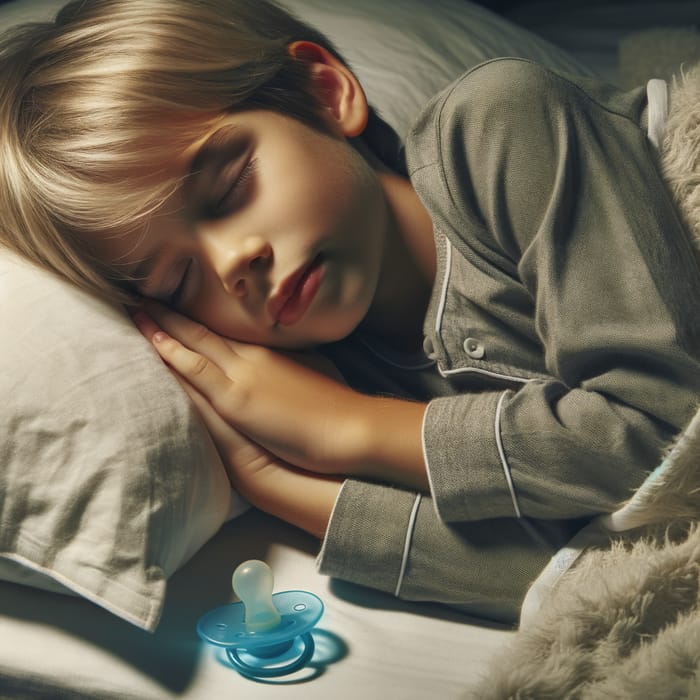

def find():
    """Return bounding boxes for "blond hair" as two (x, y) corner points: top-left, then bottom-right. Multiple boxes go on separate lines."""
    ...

(0, 0), (363, 304)
(661, 63), (700, 251)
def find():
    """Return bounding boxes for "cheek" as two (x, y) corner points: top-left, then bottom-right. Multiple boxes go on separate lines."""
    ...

(186, 287), (245, 340)
(320, 146), (378, 215)
(267, 136), (370, 225)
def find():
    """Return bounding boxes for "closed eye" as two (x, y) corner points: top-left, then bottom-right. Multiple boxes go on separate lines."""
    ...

(211, 157), (258, 218)
(167, 259), (192, 306)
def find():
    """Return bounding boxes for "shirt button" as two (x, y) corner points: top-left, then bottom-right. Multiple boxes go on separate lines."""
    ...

(422, 336), (437, 360)
(463, 337), (485, 359)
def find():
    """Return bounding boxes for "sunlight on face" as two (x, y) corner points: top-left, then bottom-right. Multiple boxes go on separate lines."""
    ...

(95, 110), (390, 348)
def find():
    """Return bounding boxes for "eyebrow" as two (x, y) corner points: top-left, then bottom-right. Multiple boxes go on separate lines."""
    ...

(122, 125), (243, 289)
(186, 123), (242, 185)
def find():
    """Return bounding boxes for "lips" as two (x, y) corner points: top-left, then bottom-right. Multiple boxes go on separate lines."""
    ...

(268, 254), (324, 326)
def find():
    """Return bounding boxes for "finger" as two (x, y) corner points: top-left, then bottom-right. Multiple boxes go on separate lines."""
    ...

(136, 318), (242, 421)
(143, 301), (239, 371)
(132, 311), (231, 437)
(177, 376), (276, 483)
(174, 374), (240, 452)
(131, 309), (164, 343)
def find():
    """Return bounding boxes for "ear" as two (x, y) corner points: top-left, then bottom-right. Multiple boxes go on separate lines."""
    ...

(287, 40), (368, 137)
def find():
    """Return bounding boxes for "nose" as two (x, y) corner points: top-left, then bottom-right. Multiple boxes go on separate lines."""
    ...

(204, 234), (272, 297)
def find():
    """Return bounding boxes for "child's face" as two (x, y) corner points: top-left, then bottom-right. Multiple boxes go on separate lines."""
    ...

(96, 109), (389, 348)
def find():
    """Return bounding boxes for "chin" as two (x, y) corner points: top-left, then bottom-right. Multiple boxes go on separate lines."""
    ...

(300, 309), (367, 348)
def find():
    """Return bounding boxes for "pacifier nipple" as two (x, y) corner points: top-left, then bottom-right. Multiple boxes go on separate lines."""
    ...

(232, 559), (282, 633)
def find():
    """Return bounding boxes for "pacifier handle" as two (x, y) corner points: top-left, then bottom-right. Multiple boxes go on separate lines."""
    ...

(226, 633), (316, 679)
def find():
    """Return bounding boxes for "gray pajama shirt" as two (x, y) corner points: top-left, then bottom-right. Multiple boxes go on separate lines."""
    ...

(317, 58), (700, 623)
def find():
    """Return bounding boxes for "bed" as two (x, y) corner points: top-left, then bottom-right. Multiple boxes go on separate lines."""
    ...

(0, 508), (512, 699)
(1, 1), (699, 698)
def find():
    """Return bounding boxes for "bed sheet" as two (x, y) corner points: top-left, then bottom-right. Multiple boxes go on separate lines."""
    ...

(0, 510), (512, 699)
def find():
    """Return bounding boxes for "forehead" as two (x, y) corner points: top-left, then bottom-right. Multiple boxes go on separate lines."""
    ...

(90, 179), (187, 286)
(96, 111), (310, 283)
(92, 120), (231, 273)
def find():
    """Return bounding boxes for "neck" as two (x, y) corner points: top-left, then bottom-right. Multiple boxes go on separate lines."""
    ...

(362, 168), (436, 352)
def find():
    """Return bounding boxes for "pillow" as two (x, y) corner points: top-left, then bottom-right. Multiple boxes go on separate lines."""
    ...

(279, 0), (601, 140)
(0, 252), (249, 630)
(0, 0), (596, 630)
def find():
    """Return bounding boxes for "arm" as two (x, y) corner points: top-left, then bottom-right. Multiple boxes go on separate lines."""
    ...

(344, 393), (429, 492)
(241, 465), (340, 539)
(136, 306), (554, 618)
(135, 303), (430, 493)
(317, 478), (581, 623)
(406, 59), (700, 522)
(133, 311), (341, 538)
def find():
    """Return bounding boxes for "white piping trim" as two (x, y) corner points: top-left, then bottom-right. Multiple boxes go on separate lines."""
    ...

(439, 365), (534, 384)
(433, 238), (536, 386)
(394, 494), (422, 597)
(420, 406), (433, 487)
(434, 238), (451, 336)
(495, 391), (521, 518)
(421, 403), (451, 525)
(316, 479), (348, 566)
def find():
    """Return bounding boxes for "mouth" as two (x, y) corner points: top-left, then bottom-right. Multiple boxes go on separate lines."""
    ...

(268, 254), (324, 327)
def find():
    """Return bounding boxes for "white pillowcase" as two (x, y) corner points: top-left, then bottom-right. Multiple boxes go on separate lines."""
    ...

(280, 0), (599, 139)
(0, 252), (248, 630)
(0, 0), (595, 630)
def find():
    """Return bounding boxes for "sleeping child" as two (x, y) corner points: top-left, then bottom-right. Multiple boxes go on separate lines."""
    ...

(1, 0), (700, 623)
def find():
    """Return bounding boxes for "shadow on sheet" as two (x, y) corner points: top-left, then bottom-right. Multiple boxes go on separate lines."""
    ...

(0, 509), (319, 694)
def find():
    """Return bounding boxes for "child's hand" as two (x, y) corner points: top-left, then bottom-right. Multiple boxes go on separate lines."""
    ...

(132, 304), (372, 476)
(156, 361), (340, 538)
(170, 366), (282, 497)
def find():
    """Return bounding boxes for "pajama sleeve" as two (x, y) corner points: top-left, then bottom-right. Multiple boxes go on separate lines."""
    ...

(317, 479), (580, 622)
(407, 59), (700, 523)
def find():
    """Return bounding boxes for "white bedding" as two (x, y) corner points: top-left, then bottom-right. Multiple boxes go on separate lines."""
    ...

(0, 510), (510, 699)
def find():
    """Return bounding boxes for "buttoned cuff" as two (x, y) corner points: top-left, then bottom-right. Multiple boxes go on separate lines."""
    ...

(423, 390), (519, 522)
(317, 479), (420, 596)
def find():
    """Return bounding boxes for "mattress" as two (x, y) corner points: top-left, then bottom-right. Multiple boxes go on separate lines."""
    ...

(0, 510), (511, 699)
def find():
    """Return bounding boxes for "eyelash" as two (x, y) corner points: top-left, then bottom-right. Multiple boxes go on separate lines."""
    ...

(211, 156), (258, 217)
(167, 259), (192, 307)
(165, 155), (258, 305)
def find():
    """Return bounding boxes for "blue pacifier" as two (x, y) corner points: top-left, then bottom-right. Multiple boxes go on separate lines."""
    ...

(197, 559), (324, 679)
